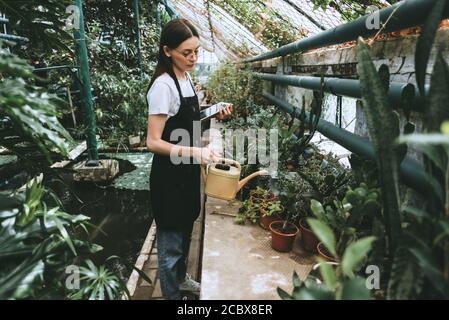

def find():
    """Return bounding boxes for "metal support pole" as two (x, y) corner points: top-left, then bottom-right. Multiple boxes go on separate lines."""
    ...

(0, 33), (29, 42)
(133, 0), (142, 75)
(74, 0), (98, 163)
(33, 65), (79, 72)
(336, 96), (342, 128)
(262, 92), (434, 196)
(155, 1), (162, 34)
(160, 0), (179, 19)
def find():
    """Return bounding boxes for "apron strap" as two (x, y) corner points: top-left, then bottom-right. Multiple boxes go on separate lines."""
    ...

(170, 72), (197, 100)
(169, 72), (185, 103)
(186, 73), (197, 94)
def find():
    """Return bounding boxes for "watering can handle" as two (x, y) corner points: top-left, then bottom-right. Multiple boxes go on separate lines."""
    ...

(214, 158), (241, 170)
(200, 158), (240, 182)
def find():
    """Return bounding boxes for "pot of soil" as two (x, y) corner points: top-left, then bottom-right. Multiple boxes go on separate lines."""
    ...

(299, 218), (319, 253)
(259, 213), (280, 230)
(269, 221), (299, 252)
(259, 203), (283, 230)
(317, 242), (336, 261)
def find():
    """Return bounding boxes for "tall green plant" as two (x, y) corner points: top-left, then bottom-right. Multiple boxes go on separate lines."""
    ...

(392, 0), (449, 299)
(356, 38), (402, 256)
(353, 0), (449, 299)
(0, 45), (73, 162)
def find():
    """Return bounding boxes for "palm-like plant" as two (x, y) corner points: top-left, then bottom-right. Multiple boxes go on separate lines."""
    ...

(68, 259), (130, 300)
(0, 45), (73, 163)
(0, 176), (147, 300)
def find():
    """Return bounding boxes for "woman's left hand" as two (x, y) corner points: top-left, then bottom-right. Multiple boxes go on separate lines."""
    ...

(215, 104), (233, 121)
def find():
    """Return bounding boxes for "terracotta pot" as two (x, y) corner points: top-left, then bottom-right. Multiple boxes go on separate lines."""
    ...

(299, 218), (319, 253)
(317, 242), (336, 261)
(259, 213), (280, 230)
(269, 221), (299, 252)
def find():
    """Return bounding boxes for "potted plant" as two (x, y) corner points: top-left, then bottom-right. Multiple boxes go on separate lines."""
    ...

(273, 170), (319, 252)
(259, 200), (283, 230)
(269, 216), (299, 252)
(249, 186), (277, 205)
(235, 186), (278, 225)
(316, 242), (335, 261)
(235, 198), (259, 225)
(310, 183), (382, 259)
(298, 216), (320, 253)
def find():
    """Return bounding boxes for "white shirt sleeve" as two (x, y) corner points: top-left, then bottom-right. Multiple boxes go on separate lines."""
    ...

(147, 81), (174, 116)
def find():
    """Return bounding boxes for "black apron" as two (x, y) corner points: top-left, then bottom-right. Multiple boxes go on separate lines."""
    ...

(150, 74), (201, 230)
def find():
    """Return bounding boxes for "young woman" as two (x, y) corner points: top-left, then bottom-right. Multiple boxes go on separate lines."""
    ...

(146, 19), (232, 300)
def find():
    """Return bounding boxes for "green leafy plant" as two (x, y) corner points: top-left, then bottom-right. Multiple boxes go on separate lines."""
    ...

(0, 177), (139, 300)
(310, 183), (382, 257)
(206, 63), (263, 122)
(260, 200), (283, 218)
(1, 0), (74, 54)
(67, 259), (129, 300)
(277, 227), (376, 300)
(310, 0), (394, 21)
(249, 186), (274, 203)
(348, 154), (379, 187)
(394, 122), (449, 299)
(354, 0), (449, 299)
(0, 45), (73, 163)
(235, 185), (281, 224)
(235, 198), (259, 225)
(357, 38), (403, 256)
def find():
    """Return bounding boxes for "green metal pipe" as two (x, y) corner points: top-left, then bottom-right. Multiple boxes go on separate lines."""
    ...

(0, 33), (29, 42)
(255, 72), (426, 112)
(262, 92), (433, 196)
(74, 0), (98, 162)
(244, 0), (449, 63)
(133, 0), (142, 75)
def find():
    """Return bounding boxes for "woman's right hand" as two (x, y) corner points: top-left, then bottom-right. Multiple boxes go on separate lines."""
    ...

(192, 147), (220, 165)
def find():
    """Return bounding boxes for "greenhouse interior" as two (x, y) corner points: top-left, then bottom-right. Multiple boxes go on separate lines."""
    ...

(1, 0), (449, 302)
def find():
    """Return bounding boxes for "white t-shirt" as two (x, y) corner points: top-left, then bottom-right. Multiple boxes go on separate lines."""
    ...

(147, 72), (196, 119)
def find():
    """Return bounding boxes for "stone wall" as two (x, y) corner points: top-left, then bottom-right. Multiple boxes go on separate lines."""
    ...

(251, 28), (449, 163)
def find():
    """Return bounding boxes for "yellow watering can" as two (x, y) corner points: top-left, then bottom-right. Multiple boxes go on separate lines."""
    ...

(201, 158), (269, 201)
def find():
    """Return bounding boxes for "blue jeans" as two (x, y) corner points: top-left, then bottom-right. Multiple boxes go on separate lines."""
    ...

(156, 224), (193, 300)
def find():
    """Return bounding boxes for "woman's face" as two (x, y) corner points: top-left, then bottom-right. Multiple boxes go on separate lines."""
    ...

(164, 36), (200, 73)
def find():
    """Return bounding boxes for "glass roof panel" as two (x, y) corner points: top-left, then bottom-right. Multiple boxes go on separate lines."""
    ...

(170, 0), (268, 60)
(167, 0), (377, 60)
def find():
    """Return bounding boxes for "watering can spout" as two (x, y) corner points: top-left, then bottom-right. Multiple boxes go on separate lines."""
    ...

(237, 169), (269, 192)
(203, 157), (270, 201)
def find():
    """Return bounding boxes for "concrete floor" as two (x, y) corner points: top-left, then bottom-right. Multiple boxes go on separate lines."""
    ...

(200, 197), (315, 300)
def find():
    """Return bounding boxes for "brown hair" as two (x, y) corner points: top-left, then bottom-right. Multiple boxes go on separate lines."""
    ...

(147, 19), (199, 92)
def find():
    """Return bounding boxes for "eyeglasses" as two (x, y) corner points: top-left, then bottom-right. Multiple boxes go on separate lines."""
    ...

(174, 48), (200, 59)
